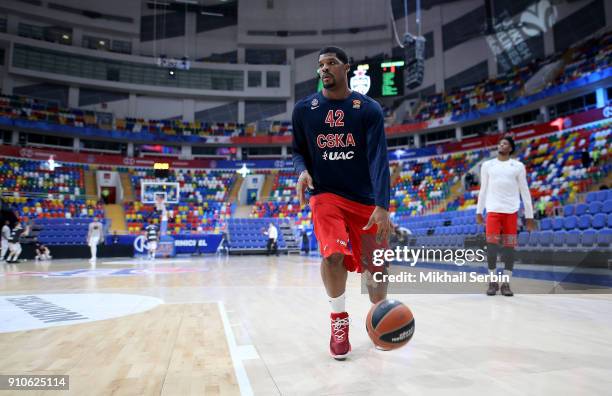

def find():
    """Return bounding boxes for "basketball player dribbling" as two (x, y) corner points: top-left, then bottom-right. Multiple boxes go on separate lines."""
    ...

(476, 136), (536, 296)
(292, 46), (392, 360)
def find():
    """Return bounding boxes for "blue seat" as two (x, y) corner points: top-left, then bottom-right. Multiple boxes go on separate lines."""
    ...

(597, 229), (612, 247)
(589, 202), (602, 214)
(585, 192), (598, 203)
(575, 204), (588, 216)
(540, 218), (552, 231)
(581, 230), (596, 247)
(603, 200), (612, 214)
(553, 231), (567, 247)
(563, 205), (574, 217)
(528, 232), (539, 247)
(577, 215), (592, 230)
(563, 216), (578, 230)
(539, 231), (554, 247)
(552, 218), (564, 231)
(566, 231), (580, 247)
(596, 191), (608, 202)
(592, 213), (607, 229)
(518, 232), (529, 247)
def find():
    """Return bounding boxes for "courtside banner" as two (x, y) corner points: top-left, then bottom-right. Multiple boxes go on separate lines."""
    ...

(172, 234), (222, 254)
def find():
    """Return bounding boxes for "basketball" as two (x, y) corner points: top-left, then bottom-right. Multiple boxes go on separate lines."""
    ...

(366, 299), (415, 350)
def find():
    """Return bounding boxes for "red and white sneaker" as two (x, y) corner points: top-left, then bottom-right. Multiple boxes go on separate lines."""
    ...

(330, 312), (351, 360)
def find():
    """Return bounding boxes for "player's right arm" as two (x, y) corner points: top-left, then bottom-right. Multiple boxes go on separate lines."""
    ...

(291, 104), (313, 206)
(476, 161), (489, 224)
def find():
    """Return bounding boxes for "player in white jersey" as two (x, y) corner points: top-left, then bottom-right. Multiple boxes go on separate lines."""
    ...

(87, 216), (104, 263)
(1, 220), (10, 261)
(476, 136), (536, 296)
(6, 221), (28, 264)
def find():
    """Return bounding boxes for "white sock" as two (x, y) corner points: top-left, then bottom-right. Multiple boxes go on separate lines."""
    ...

(329, 293), (346, 313)
(505, 270), (513, 282)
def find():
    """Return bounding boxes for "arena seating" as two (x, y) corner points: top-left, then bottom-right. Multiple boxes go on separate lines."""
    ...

(36, 218), (108, 246)
(518, 189), (612, 252)
(413, 61), (540, 122)
(390, 150), (486, 218)
(0, 158), (104, 219)
(0, 157), (106, 245)
(227, 218), (287, 252)
(251, 171), (311, 226)
(125, 168), (234, 234)
(410, 30), (611, 123)
(0, 95), (248, 138)
(518, 120), (611, 208)
(551, 31), (612, 87)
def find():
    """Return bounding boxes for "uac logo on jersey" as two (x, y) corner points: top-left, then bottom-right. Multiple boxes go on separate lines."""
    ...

(323, 151), (354, 160)
(350, 69), (371, 95)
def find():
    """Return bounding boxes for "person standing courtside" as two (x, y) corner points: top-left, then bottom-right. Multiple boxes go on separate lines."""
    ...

(87, 216), (104, 263)
(265, 222), (279, 256)
(6, 221), (27, 264)
(1, 220), (10, 262)
(292, 46), (392, 360)
(477, 136), (536, 296)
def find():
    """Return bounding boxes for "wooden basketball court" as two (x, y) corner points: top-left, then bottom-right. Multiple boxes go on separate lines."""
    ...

(1, 255), (612, 395)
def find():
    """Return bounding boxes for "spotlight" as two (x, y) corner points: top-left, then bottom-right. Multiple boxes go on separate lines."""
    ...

(168, 68), (176, 79)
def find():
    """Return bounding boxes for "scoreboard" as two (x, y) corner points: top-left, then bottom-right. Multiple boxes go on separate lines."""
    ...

(319, 60), (405, 98)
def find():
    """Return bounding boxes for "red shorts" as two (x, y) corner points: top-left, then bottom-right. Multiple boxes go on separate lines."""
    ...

(485, 212), (518, 247)
(310, 193), (386, 273)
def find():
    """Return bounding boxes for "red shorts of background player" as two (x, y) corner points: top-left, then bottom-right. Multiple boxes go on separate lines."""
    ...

(310, 192), (387, 273)
(485, 212), (518, 247)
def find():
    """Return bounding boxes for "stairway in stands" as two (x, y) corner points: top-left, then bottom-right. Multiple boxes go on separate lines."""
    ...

(120, 172), (134, 201)
(279, 222), (300, 254)
(84, 170), (97, 197)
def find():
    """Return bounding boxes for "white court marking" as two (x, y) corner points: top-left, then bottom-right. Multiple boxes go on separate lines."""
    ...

(218, 301), (256, 396)
(0, 293), (163, 333)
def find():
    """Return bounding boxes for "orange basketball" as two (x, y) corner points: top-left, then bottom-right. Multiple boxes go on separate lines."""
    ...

(366, 299), (415, 350)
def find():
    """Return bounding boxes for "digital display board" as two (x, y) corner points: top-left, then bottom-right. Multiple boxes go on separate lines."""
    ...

(318, 60), (405, 98)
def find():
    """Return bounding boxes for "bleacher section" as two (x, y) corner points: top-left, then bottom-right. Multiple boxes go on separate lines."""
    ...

(390, 150), (486, 218)
(518, 120), (611, 207)
(125, 168), (234, 234)
(396, 209), (483, 248)
(0, 157), (105, 246)
(518, 190), (612, 265)
(0, 158), (103, 219)
(251, 171), (312, 226)
(227, 218), (288, 253)
(409, 30), (611, 123)
(36, 218), (108, 246)
(552, 31), (612, 87)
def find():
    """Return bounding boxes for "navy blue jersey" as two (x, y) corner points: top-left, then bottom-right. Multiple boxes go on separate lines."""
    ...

(292, 91), (390, 209)
(9, 226), (24, 243)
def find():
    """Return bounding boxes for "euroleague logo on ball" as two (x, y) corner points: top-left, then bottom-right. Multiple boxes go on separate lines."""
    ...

(603, 106), (612, 118)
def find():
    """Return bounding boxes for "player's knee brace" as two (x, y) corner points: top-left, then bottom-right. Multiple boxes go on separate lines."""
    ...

(486, 243), (499, 270)
(502, 246), (515, 271)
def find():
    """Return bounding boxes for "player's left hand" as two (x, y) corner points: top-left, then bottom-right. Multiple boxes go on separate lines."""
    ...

(363, 206), (391, 244)
(525, 218), (537, 232)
